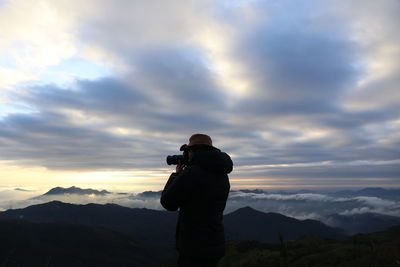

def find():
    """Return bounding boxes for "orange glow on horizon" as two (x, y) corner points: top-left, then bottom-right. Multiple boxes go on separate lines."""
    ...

(2, 160), (399, 194)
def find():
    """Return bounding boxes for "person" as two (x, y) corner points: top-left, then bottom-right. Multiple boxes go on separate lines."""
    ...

(160, 134), (233, 267)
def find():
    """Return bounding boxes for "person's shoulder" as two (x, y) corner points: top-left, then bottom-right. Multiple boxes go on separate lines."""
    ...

(183, 165), (204, 176)
(182, 165), (196, 173)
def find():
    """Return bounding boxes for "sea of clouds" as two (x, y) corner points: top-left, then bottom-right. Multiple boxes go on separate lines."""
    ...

(1, 187), (399, 228)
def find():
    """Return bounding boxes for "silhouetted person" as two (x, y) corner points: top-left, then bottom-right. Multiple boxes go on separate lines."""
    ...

(161, 134), (233, 267)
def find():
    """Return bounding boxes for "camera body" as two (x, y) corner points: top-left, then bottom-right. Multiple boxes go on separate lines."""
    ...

(166, 154), (186, 165)
(166, 144), (189, 165)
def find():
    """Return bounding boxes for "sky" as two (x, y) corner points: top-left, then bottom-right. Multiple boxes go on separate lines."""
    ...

(0, 0), (399, 194)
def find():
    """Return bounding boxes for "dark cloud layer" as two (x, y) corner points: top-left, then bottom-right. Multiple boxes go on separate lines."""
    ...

(0, 0), (399, 186)
(239, 28), (357, 105)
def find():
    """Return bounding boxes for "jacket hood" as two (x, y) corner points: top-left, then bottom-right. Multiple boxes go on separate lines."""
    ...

(191, 148), (233, 174)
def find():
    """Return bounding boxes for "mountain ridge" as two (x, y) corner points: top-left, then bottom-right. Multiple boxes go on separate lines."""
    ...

(224, 206), (346, 242)
(0, 218), (165, 267)
(43, 186), (111, 196)
(0, 201), (346, 244)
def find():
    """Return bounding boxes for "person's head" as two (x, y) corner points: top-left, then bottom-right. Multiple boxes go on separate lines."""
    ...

(186, 134), (215, 162)
(187, 133), (213, 147)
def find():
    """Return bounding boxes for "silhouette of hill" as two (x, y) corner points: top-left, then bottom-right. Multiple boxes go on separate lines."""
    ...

(0, 202), (348, 245)
(2, 202), (400, 266)
(327, 212), (400, 235)
(0, 201), (178, 247)
(215, 224), (400, 267)
(224, 206), (346, 243)
(1, 216), (399, 267)
(42, 186), (110, 196)
(0, 219), (161, 267)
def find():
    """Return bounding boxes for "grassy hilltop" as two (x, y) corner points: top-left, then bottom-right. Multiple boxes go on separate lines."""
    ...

(159, 225), (400, 267)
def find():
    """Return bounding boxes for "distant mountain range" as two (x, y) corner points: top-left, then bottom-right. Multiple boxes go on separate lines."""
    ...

(330, 187), (400, 200)
(13, 185), (400, 238)
(42, 186), (111, 196)
(136, 190), (163, 198)
(34, 186), (400, 200)
(139, 186), (400, 199)
(233, 187), (400, 199)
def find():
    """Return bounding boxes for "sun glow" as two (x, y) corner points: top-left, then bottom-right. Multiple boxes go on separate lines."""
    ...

(194, 24), (251, 100)
(0, 161), (170, 193)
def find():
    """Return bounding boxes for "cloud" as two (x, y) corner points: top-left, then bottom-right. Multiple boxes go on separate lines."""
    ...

(3, 188), (399, 228)
(338, 207), (374, 216)
(225, 190), (400, 223)
(338, 196), (400, 217)
(0, 0), (79, 88)
(0, 0), (399, 187)
(0, 189), (164, 212)
(14, 188), (34, 192)
(236, 27), (357, 112)
(0, 188), (39, 211)
(0, 46), (230, 170)
(230, 191), (347, 202)
(353, 196), (397, 209)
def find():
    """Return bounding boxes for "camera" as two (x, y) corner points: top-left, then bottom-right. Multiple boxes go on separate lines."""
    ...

(166, 155), (185, 165)
(166, 144), (189, 165)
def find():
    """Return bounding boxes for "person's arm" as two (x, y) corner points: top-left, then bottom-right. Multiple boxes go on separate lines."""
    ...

(160, 167), (192, 211)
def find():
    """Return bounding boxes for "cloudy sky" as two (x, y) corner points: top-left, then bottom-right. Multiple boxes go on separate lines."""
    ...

(0, 0), (399, 193)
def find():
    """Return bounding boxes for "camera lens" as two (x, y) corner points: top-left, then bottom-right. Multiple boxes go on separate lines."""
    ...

(166, 155), (183, 165)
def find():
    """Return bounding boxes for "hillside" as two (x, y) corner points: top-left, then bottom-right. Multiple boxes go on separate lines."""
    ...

(0, 202), (345, 244)
(0, 219), (162, 267)
(327, 212), (400, 235)
(224, 206), (346, 242)
(158, 225), (400, 267)
(217, 225), (400, 267)
(1, 202), (399, 266)
(0, 201), (177, 247)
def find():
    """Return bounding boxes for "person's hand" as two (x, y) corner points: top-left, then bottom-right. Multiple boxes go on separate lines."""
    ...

(176, 163), (184, 173)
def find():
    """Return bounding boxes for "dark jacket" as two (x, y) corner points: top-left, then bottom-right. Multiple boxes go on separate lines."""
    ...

(160, 147), (232, 259)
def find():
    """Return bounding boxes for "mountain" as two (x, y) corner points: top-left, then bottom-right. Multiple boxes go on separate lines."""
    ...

(0, 202), (347, 266)
(331, 187), (400, 200)
(136, 190), (162, 198)
(268, 189), (318, 194)
(42, 186), (111, 196)
(224, 206), (346, 243)
(232, 187), (400, 199)
(0, 219), (161, 267)
(0, 202), (348, 244)
(14, 188), (32, 192)
(327, 212), (400, 235)
(231, 188), (318, 195)
(0, 202), (348, 245)
(235, 189), (266, 194)
(0, 201), (178, 247)
(2, 218), (398, 267)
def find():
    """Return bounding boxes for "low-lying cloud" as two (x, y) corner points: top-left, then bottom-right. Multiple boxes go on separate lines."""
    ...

(2, 188), (399, 229)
